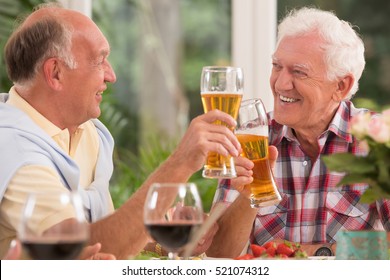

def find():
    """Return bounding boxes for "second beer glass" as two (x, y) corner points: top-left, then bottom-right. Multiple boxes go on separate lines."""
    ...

(236, 98), (281, 208)
(200, 66), (243, 179)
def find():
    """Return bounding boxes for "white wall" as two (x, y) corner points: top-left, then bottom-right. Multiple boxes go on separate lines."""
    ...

(232, 0), (277, 112)
(58, 0), (92, 18)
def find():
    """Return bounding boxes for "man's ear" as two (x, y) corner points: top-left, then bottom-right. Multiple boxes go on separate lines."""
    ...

(42, 58), (63, 90)
(333, 74), (354, 101)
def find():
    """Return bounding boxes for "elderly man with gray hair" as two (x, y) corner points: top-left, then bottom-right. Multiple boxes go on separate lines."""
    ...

(207, 7), (390, 258)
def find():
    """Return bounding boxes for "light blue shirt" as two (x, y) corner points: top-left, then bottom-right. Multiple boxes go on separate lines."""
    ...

(0, 93), (114, 222)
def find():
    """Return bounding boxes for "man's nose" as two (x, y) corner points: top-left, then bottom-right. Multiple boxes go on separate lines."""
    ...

(105, 61), (117, 83)
(274, 69), (293, 91)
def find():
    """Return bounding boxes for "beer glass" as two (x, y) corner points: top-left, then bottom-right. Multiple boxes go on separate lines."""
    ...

(200, 66), (243, 179)
(236, 98), (281, 208)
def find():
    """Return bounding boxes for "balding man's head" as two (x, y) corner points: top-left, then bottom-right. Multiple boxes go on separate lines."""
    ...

(4, 3), (92, 86)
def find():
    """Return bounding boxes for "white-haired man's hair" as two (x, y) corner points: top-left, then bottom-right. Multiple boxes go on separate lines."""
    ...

(276, 7), (365, 99)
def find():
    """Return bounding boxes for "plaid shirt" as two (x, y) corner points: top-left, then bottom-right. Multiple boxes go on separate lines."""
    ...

(214, 101), (390, 245)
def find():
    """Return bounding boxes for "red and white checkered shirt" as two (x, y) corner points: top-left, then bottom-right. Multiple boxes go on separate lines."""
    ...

(214, 101), (390, 245)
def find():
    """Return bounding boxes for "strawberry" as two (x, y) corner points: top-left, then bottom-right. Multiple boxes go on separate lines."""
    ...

(276, 243), (294, 257)
(250, 244), (266, 257)
(263, 241), (277, 249)
(234, 253), (254, 260)
(266, 245), (276, 257)
(277, 254), (289, 259)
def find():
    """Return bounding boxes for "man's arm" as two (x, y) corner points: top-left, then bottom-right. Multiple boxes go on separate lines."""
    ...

(207, 146), (279, 258)
(89, 110), (241, 259)
(206, 197), (258, 258)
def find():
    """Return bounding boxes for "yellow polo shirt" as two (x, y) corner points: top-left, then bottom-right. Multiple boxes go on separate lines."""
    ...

(0, 87), (114, 257)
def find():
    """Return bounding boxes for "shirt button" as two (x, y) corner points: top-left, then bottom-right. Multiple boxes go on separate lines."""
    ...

(303, 161), (308, 166)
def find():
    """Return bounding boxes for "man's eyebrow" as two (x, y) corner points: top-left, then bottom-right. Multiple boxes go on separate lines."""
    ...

(271, 56), (310, 71)
(293, 63), (310, 71)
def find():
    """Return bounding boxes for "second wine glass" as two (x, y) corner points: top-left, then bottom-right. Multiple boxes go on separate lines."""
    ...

(144, 183), (203, 259)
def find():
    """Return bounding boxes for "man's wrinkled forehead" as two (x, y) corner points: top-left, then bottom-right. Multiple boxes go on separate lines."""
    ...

(272, 55), (310, 70)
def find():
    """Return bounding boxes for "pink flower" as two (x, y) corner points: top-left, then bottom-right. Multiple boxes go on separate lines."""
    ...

(382, 108), (390, 125)
(350, 113), (370, 139)
(367, 117), (390, 143)
(325, 108), (390, 203)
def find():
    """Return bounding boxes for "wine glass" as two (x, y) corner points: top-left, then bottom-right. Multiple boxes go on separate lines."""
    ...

(18, 191), (89, 260)
(144, 183), (203, 259)
(200, 66), (244, 178)
(236, 98), (281, 207)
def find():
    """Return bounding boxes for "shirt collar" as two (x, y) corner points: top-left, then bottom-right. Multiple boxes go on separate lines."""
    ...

(327, 101), (353, 143)
(270, 101), (354, 144)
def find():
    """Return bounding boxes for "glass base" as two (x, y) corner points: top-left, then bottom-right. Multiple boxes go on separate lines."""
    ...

(168, 252), (180, 260)
(250, 195), (281, 208)
(202, 167), (237, 179)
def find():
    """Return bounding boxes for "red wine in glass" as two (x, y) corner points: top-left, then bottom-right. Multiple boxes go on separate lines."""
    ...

(18, 191), (89, 260)
(144, 183), (203, 259)
(145, 223), (201, 253)
(22, 240), (86, 260)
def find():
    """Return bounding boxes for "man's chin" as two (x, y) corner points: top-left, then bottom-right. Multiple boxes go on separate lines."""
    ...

(91, 109), (101, 120)
(273, 114), (290, 126)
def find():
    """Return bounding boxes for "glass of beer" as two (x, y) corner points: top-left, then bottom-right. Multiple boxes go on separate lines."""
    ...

(200, 66), (243, 179)
(236, 98), (281, 208)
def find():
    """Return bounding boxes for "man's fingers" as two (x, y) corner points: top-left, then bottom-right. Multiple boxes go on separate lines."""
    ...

(4, 239), (22, 260)
(268, 145), (278, 169)
(78, 243), (101, 260)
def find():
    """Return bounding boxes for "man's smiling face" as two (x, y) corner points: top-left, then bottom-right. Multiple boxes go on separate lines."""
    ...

(270, 32), (340, 132)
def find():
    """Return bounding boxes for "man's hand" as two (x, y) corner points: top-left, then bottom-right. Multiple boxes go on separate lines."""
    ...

(78, 242), (116, 260)
(191, 213), (219, 256)
(3, 239), (22, 260)
(170, 110), (241, 175)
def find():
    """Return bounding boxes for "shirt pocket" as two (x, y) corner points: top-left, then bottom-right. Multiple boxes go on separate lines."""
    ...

(325, 188), (369, 218)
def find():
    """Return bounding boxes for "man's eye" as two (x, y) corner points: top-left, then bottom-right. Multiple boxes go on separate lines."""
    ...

(272, 63), (282, 71)
(293, 69), (307, 77)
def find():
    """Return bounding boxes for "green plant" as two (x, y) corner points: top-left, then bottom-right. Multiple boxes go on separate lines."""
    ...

(0, 0), (54, 90)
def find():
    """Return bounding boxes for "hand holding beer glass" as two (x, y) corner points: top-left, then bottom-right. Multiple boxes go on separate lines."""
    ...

(236, 98), (281, 208)
(201, 66), (243, 179)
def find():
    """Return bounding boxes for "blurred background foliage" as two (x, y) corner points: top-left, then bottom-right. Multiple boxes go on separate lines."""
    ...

(1, 0), (390, 212)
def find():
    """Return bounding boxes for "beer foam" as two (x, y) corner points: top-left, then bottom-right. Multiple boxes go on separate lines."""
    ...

(236, 126), (268, 136)
(200, 91), (243, 95)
